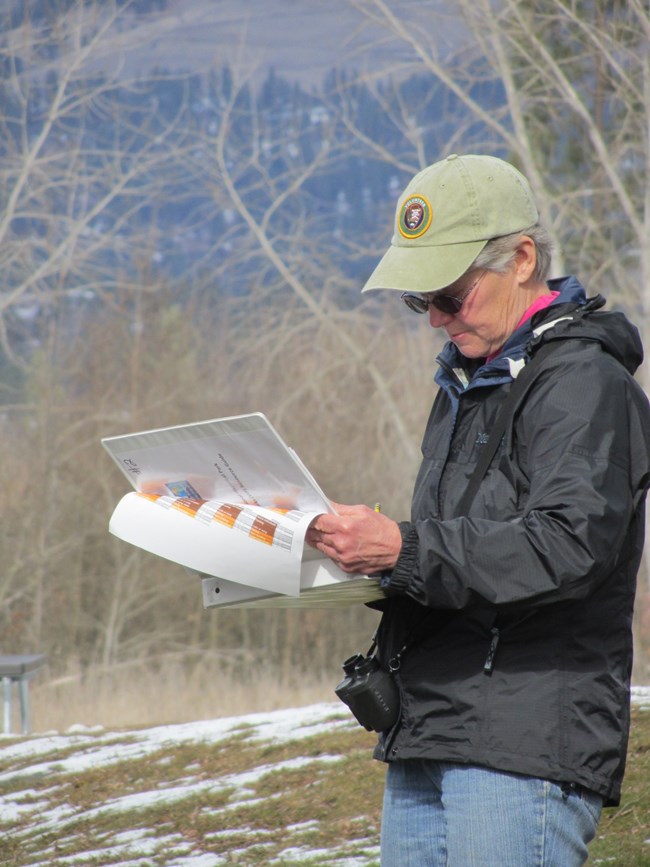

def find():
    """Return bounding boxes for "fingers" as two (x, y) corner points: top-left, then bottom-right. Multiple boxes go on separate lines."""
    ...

(306, 514), (336, 542)
(306, 502), (401, 573)
(308, 503), (383, 542)
(329, 501), (371, 517)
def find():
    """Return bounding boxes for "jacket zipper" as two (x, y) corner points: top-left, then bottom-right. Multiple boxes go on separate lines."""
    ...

(483, 627), (500, 674)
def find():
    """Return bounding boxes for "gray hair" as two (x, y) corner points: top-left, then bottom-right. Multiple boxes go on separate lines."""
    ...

(470, 223), (554, 283)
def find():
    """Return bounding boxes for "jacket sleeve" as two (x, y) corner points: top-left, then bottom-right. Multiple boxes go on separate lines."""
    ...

(384, 349), (650, 609)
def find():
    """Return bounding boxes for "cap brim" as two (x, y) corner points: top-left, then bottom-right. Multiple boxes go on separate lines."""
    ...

(361, 239), (488, 294)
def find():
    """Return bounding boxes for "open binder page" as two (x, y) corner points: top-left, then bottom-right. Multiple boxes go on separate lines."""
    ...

(107, 491), (319, 596)
(102, 412), (332, 513)
(103, 413), (385, 606)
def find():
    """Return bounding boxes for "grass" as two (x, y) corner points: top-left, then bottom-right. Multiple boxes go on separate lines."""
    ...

(28, 660), (341, 731)
(0, 705), (384, 866)
(589, 706), (650, 865)
(0, 704), (647, 866)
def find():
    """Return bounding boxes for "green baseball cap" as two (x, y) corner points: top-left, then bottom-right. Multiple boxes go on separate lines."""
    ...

(362, 153), (539, 294)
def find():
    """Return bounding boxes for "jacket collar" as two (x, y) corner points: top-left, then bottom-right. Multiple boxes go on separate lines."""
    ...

(435, 275), (587, 393)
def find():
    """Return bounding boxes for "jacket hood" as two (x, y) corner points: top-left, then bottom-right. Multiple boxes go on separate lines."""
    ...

(531, 276), (644, 376)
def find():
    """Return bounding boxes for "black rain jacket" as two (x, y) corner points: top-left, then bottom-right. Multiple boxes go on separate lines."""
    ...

(374, 276), (650, 806)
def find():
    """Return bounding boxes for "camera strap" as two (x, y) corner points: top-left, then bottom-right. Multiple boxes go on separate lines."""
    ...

(365, 620), (436, 674)
(455, 340), (559, 517)
(454, 294), (612, 516)
(374, 339), (565, 673)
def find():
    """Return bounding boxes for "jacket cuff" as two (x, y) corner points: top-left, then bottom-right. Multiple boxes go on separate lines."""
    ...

(381, 521), (418, 595)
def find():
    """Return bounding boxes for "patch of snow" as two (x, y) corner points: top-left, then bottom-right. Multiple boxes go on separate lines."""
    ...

(160, 855), (226, 867)
(287, 819), (321, 833)
(65, 723), (105, 734)
(631, 686), (650, 707)
(0, 703), (351, 785)
(203, 825), (272, 841)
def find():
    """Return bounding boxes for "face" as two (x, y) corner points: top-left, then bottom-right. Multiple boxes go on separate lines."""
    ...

(427, 265), (537, 358)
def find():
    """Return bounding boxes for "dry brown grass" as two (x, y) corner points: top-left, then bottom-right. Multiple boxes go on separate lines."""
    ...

(28, 659), (339, 732)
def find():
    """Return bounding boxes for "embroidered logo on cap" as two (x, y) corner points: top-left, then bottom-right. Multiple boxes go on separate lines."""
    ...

(398, 194), (432, 239)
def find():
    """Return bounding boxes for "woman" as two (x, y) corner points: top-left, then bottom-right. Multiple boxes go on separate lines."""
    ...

(307, 154), (650, 866)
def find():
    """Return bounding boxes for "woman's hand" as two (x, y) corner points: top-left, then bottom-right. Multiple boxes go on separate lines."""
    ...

(305, 502), (403, 575)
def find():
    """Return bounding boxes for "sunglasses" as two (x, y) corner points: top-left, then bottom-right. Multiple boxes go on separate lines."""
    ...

(401, 270), (486, 315)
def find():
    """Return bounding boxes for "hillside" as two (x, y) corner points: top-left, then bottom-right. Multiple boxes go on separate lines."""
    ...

(84, 0), (456, 87)
(0, 691), (649, 866)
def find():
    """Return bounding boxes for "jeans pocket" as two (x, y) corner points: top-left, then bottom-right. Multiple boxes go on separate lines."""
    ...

(579, 787), (603, 825)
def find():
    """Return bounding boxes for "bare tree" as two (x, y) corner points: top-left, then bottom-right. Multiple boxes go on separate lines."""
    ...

(0, 1), (195, 366)
(18, 0), (650, 709)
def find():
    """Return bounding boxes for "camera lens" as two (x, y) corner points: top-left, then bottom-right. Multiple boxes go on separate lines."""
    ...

(342, 653), (365, 675)
(353, 656), (377, 676)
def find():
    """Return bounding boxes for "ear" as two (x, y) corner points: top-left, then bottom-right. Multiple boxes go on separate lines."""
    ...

(514, 236), (537, 283)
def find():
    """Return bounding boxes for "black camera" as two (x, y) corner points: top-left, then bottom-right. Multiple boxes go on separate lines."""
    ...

(334, 652), (400, 732)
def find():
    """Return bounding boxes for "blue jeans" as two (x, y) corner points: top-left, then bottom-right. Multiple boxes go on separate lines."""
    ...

(380, 760), (602, 867)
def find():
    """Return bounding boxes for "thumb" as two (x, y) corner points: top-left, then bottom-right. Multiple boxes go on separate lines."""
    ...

(328, 501), (358, 515)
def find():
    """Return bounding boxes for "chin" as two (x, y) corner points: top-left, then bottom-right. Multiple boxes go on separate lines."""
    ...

(453, 341), (486, 359)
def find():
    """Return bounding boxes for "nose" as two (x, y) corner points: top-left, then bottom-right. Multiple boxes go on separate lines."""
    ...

(428, 306), (454, 328)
